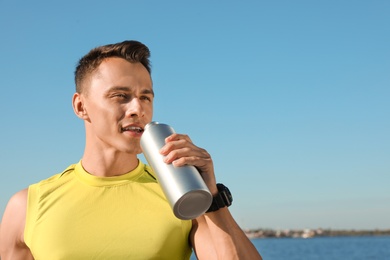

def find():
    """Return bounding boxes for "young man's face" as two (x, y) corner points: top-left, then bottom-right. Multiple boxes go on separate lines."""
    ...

(81, 57), (154, 155)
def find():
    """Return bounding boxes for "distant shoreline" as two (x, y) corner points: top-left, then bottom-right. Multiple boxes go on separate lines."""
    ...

(244, 228), (390, 239)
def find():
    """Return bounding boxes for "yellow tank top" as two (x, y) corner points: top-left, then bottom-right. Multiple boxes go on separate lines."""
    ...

(25, 161), (192, 259)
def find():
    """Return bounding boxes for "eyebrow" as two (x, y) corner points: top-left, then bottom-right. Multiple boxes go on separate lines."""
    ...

(106, 86), (154, 96)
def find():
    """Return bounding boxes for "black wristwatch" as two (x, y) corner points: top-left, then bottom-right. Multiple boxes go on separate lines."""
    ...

(206, 183), (233, 213)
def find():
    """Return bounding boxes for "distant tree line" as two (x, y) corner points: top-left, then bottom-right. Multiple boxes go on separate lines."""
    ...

(244, 228), (390, 239)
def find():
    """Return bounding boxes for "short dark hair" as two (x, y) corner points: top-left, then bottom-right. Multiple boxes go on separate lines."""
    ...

(74, 40), (151, 93)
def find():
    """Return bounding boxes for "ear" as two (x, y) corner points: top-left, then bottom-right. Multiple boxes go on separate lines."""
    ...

(72, 92), (89, 120)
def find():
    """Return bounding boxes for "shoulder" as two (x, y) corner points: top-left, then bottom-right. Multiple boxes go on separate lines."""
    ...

(7, 188), (28, 207)
(29, 164), (77, 193)
(0, 189), (29, 253)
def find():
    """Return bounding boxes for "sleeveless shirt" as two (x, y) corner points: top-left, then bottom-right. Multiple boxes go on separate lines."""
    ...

(24, 161), (193, 259)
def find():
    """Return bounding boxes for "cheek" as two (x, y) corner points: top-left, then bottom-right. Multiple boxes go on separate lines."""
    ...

(146, 104), (153, 119)
(90, 104), (124, 125)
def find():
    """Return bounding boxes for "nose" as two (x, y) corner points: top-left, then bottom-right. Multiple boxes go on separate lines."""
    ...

(126, 98), (144, 118)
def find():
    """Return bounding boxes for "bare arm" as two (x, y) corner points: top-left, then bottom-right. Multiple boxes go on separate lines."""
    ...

(0, 189), (34, 260)
(161, 133), (262, 259)
(191, 209), (262, 260)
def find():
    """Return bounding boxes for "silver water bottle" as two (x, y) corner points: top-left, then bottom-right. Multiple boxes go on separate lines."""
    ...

(140, 122), (212, 220)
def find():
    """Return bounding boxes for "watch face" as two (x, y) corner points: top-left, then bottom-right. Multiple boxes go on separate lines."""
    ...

(225, 187), (233, 203)
(206, 184), (233, 213)
(217, 184), (233, 206)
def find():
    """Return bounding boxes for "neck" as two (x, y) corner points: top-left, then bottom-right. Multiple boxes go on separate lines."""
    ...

(81, 147), (140, 177)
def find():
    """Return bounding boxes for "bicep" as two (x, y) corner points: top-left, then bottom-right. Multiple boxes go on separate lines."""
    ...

(0, 188), (33, 259)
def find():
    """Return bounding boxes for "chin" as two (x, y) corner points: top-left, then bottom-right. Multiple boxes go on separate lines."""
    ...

(120, 141), (141, 154)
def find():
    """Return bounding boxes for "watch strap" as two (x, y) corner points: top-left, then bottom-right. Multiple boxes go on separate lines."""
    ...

(206, 183), (232, 213)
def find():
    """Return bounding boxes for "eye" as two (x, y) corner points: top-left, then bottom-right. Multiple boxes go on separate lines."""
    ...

(140, 95), (152, 102)
(114, 93), (128, 99)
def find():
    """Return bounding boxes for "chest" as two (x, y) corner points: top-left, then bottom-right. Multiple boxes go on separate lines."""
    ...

(28, 183), (192, 259)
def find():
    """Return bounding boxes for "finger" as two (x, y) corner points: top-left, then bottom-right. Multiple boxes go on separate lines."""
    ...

(163, 146), (192, 163)
(160, 139), (186, 155)
(165, 146), (211, 168)
(160, 136), (194, 155)
(165, 133), (192, 143)
(173, 153), (212, 169)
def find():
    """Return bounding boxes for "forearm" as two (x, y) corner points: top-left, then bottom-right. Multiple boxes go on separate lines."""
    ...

(196, 208), (262, 260)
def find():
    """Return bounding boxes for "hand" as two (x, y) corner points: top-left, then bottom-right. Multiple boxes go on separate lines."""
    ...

(159, 133), (218, 195)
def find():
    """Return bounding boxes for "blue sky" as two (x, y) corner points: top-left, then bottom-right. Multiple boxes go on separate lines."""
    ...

(0, 0), (389, 230)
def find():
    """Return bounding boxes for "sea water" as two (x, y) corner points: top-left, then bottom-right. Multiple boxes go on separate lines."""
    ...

(191, 236), (390, 259)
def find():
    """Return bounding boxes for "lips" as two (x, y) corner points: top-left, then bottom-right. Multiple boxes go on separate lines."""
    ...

(121, 125), (144, 133)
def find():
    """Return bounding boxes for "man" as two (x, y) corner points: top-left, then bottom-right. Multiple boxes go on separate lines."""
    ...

(0, 40), (262, 259)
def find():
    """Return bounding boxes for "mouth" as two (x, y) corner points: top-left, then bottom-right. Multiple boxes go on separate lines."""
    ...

(121, 125), (144, 134)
